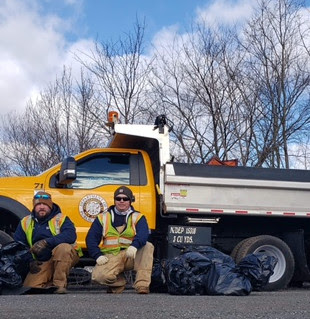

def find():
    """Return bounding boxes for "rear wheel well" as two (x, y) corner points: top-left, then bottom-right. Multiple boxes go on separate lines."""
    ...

(0, 207), (20, 236)
(0, 196), (30, 237)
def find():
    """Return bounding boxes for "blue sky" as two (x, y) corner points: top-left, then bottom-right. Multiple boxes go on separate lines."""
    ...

(44, 0), (208, 43)
(0, 0), (309, 115)
(0, 0), (218, 115)
(32, 0), (310, 44)
(81, 0), (205, 42)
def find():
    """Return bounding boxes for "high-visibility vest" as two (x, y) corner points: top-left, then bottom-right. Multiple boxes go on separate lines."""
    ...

(98, 211), (143, 255)
(21, 213), (83, 257)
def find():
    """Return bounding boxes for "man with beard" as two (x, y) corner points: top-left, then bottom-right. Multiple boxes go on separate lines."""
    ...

(14, 191), (82, 294)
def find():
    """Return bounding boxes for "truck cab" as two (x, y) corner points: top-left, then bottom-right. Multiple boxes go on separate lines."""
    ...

(0, 147), (157, 253)
(0, 114), (172, 256)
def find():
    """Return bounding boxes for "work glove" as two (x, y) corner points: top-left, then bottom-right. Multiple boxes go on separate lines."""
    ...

(96, 255), (109, 265)
(29, 260), (43, 274)
(30, 240), (48, 256)
(126, 246), (137, 259)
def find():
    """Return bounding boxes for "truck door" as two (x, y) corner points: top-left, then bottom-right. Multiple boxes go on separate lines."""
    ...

(45, 151), (148, 250)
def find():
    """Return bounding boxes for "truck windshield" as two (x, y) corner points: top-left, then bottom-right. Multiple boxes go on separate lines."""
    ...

(71, 154), (130, 189)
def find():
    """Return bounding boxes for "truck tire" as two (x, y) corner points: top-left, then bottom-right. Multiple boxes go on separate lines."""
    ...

(234, 235), (295, 291)
(0, 230), (14, 247)
(230, 238), (249, 261)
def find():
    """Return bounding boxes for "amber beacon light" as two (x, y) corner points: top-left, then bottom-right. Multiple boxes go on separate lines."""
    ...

(108, 111), (119, 124)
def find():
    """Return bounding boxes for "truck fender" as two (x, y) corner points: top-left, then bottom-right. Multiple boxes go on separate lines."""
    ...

(0, 195), (30, 221)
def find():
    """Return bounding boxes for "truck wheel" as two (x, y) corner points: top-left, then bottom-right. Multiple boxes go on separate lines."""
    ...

(0, 230), (14, 247)
(234, 235), (295, 291)
(230, 238), (249, 261)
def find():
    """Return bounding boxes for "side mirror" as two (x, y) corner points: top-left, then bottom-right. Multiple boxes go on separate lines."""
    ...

(58, 157), (76, 185)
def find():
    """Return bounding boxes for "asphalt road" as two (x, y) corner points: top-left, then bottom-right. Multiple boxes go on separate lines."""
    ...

(1, 287), (310, 319)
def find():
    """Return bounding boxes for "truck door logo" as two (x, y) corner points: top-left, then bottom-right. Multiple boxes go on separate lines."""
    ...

(79, 195), (108, 222)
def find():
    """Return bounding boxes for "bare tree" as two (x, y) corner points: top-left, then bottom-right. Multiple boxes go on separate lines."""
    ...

(183, 25), (243, 163)
(76, 19), (155, 125)
(0, 111), (42, 176)
(2, 0), (310, 175)
(149, 24), (245, 164)
(0, 68), (106, 176)
(71, 68), (107, 151)
(240, 0), (310, 168)
(149, 0), (310, 168)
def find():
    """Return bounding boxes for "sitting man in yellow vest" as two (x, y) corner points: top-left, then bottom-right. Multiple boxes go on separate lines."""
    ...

(86, 186), (154, 294)
(14, 191), (81, 294)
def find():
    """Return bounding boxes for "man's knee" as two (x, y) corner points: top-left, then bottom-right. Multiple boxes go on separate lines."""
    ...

(53, 243), (74, 260)
(92, 266), (117, 285)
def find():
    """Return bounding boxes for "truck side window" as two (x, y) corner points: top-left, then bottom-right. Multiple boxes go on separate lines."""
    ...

(71, 154), (130, 189)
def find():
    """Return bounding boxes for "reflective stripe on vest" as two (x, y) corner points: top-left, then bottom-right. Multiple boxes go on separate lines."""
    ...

(98, 211), (143, 255)
(21, 213), (83, 257)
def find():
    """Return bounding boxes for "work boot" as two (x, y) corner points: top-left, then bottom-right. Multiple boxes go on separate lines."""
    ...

(55, 287), (67, 294)
(106, 286), (125, 294)
(136, 287), (149, 294)
(53, 260), (71, 289)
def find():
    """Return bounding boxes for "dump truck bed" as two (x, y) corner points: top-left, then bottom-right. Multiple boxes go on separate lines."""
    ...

(163, 163), (310, 217)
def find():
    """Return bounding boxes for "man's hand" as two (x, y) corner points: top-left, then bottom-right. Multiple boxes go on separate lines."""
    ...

(126, 246), (137, 259)
(30, 240), (48, 256)
(29, 260), (43, 274)
(96, 255), (109, 265)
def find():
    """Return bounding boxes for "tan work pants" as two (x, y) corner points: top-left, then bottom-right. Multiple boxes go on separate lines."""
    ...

(23, 243), (79, 288)
(92, 242), (154, 293)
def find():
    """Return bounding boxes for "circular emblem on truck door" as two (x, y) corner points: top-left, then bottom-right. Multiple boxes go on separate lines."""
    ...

(79, 195), (108, 222)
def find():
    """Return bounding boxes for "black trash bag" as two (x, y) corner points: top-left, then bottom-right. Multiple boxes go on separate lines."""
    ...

(188, 246), (236, 267)
(165, 247), (221, 295)
(0, 260), (23, 288)
(166, 251), (212, 295)
(205, 261), (252, 296)
(236, 253), (278, 291)
(150, 258), (168, 293)
(0, 241), (31, 290)
(191, 246), (252, 296)
(166, 246), (252, 296)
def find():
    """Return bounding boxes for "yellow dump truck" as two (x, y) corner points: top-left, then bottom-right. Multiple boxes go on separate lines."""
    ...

(1, 113), (310, 290)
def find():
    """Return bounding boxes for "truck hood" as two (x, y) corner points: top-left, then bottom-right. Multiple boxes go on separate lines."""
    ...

(0, 176), (42, 192)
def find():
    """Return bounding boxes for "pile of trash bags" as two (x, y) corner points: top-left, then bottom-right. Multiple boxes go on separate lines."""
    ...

(1, 241), (277, 296)
(0, 241), (31, 294)
(151, 246), (277, 296)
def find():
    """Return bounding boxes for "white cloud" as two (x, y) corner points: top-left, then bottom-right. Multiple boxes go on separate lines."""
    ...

(151, 0), (255, 53)
(0, 0), (285, 116)
(195, 0), (254, 27)
(149, 0), (256, 66)
(0, 0), (76, 115)
(63, 38), (95, 79)
(151, 25), (180, 51)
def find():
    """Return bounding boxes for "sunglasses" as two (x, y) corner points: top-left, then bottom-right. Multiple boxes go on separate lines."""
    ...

(115, 197), (130, 202)
(34, 194), (51, 199)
